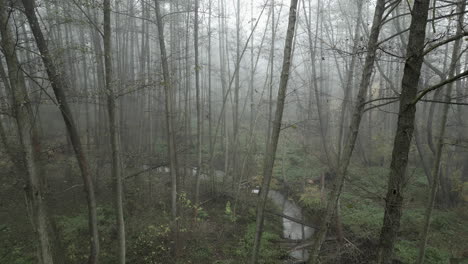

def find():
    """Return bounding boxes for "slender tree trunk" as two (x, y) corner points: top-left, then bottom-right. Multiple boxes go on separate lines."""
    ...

(334, 0), (364, 251)
(208, 0), (214, 193)
(337, 0), (363, 160)
(414, 125), (432, 183)
(250, 1), (299, 262)
(0, 58), (22, 173)
(249, 0), (255, 133)
(416, 1), (466, 263)
(266, 0), (275, 149)
(194, 0), (202, 210)
(230, 0), (241, 189)
(218, 0), (229, 188)
(0, 4), (54, 263)
(154, 0), (180, 256)
(306, 0), (332, 167)
(308, 0), (387, 262)
(89, 4), (106, 189)
(377, 0), (431, 263)
(21, 1), (100, 263)
(103, 1), (126, 263)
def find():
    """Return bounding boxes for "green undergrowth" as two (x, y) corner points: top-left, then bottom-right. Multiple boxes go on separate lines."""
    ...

(275, 146), (468, 264)
(51, 195), (286, 264)
(334, 166), (467, 263)
(262, 139), (468, 263)
(395, 240), (451, 264)
(229, 221), (284, 264)
(0, 224), (35, 264)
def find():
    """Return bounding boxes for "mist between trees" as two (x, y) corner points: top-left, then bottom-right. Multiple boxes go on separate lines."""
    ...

(1, 0), (468, 264)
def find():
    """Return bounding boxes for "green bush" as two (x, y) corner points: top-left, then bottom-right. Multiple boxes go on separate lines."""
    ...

(234, 222), (283, 263)
(300, 185), (325, 209)
(128, 224), (172, 264)
(189, 245), (213, 263)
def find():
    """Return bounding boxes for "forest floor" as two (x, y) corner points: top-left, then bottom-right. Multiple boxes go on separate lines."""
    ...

(0, 154), (289, 264)
(1, 148), (468, 263)
(293, 164), (468, 264)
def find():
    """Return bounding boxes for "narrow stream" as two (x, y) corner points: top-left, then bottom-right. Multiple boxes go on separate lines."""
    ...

(268, 190), (314, 262)
(143, 165), (313, 262)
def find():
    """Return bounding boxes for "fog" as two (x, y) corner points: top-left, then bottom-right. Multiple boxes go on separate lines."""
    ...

(1, 0), (467, 263)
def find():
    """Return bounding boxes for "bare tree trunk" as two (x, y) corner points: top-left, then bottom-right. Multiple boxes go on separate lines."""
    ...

(334, 0), (364, 251)
(337, 0), (364, 161)
(103, 1), (125, 263)
(194, 0), (202, 210)
(249, 0), (255, 133)
(414, 125), (432, 183)
(308, 0), (387, 262)
(21, 0), (100, 263)
(208, 0), (214, 193)
(0, 4), (54, 263)
(217, 0), (229, 188)
(250, 1), (299, 262)
(377, 0), (431, 263)
(304, 0), (332, 167)
(0, 60), (22, 172)
(416, 1), (466, 263)
(154, 0), (180, 256)
(266, 0), (275, 148)
(227, 0), (241, 190)
(78, 25), (91, 152)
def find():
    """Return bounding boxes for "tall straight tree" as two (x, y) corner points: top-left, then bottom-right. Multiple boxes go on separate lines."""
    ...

(103, 0), (126, 263)
(266, 0), (275, 148)
(21, 0), (100, 263)
(337, 0), (364, 160)
(0, 2), (54, 263)
(194, 0), (202, 209)
(308, 0), (387, 262)
(250, 0), (299, 263)
(154, 0), (180, 255)
(208, 0), (214, 193)
(377, 0), (431, 263)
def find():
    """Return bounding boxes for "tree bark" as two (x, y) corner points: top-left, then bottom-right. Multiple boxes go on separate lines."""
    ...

(250, 0), (299, 263)
(266, 0), (275, 149)
(154, 0), (180, 256)
(194, 0), (202, 210)
(337, 0), (364, 161)
(208, 0), (214, 194)
(377, 0), (431, 263)
(21, 0), (100, 263)
(302, 0), (332, 167)
(308, 0), (387, 262)
(0, 3), (54, 263)
(103, 1), (126, 263)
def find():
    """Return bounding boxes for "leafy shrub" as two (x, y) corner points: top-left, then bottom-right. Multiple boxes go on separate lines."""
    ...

(300, 185), (325, 209)
(234, 222), (283, 263)
(224, 201), (237, 222)
(129, 224), (172, 264)
(189, 245), (213, 263)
